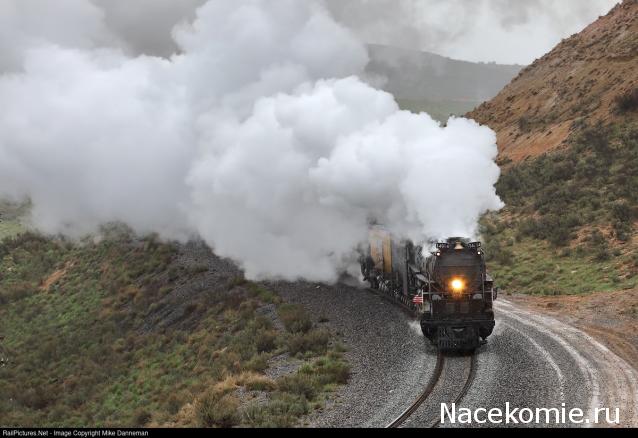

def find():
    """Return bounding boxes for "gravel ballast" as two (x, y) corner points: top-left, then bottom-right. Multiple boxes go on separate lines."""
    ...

(266, 281), (438, 427)
(175, 244), (638, 428)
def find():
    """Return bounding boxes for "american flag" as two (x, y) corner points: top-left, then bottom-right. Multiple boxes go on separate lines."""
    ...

(412, 295), (424, 304)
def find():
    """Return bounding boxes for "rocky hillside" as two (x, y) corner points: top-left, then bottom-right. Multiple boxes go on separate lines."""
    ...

(475, 1), (638, 296)
(469, 0), (638, 163)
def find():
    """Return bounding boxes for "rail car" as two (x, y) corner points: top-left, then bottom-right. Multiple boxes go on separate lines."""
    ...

(360, 227), (496, 351)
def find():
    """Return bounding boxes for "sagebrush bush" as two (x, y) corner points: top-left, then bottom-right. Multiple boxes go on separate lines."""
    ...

(303, 356), (351, 385)
(255, 330), (278, 353)
(165, 394), (183, 415)
(197, 391), (240, 428)
(244, 353), (269, 373)
(278, 304), (313, 334)
(277, 373), (317, 401)
(17, 386), (53, 410)
(616, 88), (638, 113)
(242, 374), (276, 392)
(287, 330), (330, 356)
(243, 394), (308, 428)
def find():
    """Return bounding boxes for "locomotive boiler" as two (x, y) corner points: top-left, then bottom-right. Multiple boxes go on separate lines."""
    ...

(360, 227), (496, 351)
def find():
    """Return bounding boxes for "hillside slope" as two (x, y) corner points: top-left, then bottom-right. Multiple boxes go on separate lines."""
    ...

(0, 232), (348, 427)
(469, 0), (638, 163)
(475, 0), (638, 296)
(366, 44), (523, 121)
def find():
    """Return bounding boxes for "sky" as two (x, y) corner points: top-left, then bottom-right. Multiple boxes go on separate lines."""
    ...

(325, 0), (621, 65)
(0, 0), (620, 70)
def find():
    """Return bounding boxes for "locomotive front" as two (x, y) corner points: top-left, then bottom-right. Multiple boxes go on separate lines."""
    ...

(419, 238), (496, 351)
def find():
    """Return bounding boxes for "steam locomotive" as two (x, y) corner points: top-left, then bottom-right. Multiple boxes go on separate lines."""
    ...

(360, 227), (496, 351)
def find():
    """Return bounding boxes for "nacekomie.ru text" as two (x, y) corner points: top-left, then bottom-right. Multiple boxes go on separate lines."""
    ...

(441, 402), (620, 425)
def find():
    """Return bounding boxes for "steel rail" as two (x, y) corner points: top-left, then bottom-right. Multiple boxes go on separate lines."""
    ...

(386, 352), (446, 428)
(429, 353), (477, 428)
(386, 353), (477, 428)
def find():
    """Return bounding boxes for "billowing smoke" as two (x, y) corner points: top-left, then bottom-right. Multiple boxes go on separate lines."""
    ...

(0, 0), (503, 282)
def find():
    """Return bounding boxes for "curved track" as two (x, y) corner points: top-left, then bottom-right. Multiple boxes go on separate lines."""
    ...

(429, 353), (477, 428)
(387, 353), (477, 428)
(386, 353), (445, 428)
(266, 278), (638, 428)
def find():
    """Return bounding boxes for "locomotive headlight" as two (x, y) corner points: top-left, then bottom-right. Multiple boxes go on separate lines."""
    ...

(450, 278), (465, 293)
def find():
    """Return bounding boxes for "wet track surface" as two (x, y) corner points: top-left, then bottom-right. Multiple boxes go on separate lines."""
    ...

(487, 300), (638, 428)
(268, 281), (638, 428)
(398, 353), (476, 428)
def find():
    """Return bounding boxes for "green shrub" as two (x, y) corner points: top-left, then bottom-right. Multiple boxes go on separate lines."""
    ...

(278, 304), (312, 334)
(594, 248), (610, 262)
(243, 394), (308, 428)
(611, 201), (633, 222)
(255, 330), (278, 353)
(616, 88), (638, 113)
(132, 408), (151, 427)
(227, 275), (247, 289)
(17, 387), (52, 410)
(165, 394), (183, 415)
(243, 376), (276, 392)
(287, 330), (330, 356)
(197, 391), (240, 428)
(277, 373), (317, 401)
(485, 239), (515, 266)
(304, 357), (350, 386)
(247, 283), (279, 304)
(244, 353), (269, 373)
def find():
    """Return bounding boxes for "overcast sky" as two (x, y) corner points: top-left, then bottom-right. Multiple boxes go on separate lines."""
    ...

(326, 0), (620, 65)
(0, 0), (621, 70)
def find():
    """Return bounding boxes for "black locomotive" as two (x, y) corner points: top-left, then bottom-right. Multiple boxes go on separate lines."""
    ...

(360, 228), (496, 351)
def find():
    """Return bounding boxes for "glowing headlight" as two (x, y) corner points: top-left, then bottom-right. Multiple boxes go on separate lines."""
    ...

(450, 278), (465, 293)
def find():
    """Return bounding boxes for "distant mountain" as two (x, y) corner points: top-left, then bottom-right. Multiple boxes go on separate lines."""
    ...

(468, 0), (638, 163)
(365, 44), (523, 121)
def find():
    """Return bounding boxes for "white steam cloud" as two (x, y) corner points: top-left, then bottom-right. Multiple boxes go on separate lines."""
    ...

(0, 0), (503, 282)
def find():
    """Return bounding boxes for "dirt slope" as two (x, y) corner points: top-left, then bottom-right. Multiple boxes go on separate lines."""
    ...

(468, 0), (638, 163)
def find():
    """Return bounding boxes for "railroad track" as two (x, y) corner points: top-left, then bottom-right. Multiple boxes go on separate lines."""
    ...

(364, 285), (479, 428)
(387, 353), (477, 428)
